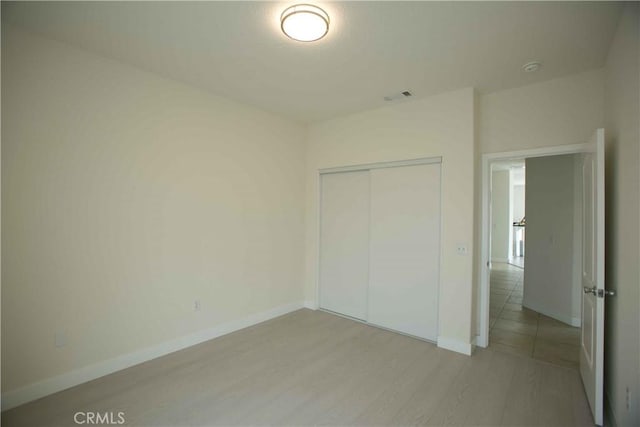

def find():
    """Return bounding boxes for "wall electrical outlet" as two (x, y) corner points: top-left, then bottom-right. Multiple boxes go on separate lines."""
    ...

(194, 300), (201, 312)
(456, 245), (469, 256)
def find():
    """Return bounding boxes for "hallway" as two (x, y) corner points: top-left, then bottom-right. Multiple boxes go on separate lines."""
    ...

(488, 263), (581, 369)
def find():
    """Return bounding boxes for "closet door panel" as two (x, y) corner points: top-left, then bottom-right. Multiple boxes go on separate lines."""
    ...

(368, 164), (441, 340)
(319, 171), (370, 320)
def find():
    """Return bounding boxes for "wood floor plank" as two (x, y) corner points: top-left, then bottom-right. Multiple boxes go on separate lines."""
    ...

(500, 357), (543, 425)
(351, 343), (439, 426)
(462, 350), (518, 426)
(312, 332), (432, 426)
(570, 367), (596, 426)
(2, 309), (594, 427)
(538, 363), (576, 426)
(272, 327), (413, 425)
(135, 311), (356, 425)
(424, 348), (495, 425)
(209, 319), (368, 425)
(229, 321), (385, 425)
(387, 349), (468, 425)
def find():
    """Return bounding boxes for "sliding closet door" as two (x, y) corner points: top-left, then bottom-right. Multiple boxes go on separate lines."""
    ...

(319, 171), (370, 320)
(368, 163), (441, 340)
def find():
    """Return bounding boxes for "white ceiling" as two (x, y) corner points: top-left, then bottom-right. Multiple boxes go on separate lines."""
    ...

(2, 1), (623, 123)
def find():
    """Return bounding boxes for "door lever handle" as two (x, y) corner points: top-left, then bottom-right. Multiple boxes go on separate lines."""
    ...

(583, 287), (616, 297)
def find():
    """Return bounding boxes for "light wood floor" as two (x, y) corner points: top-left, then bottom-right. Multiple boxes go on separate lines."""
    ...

(2, 309), (594, 426)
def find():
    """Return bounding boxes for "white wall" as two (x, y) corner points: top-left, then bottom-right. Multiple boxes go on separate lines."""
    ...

(511, 182), (525, 259)
(523, 154), (580, 326)
(1, 28), (306, 399)
(305, 88), (476, 353)
(490, 170), (510, 262)
(510, 179), (525, 260)
(480, 69), (605, 153)
(512, 184), (525, 224)
(603, 4), (640, 426)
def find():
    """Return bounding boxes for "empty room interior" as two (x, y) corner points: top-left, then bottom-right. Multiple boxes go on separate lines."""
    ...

(1, 2), (639, 426)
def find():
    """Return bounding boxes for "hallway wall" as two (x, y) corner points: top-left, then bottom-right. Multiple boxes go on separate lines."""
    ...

(490, 170), (510, 262)
(523, 154), (581, 326)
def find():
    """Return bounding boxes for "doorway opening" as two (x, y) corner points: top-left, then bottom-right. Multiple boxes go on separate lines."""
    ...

(486, 153), (583, 367)
(490, 161), (526, 270)
(478, 143), (590, 349)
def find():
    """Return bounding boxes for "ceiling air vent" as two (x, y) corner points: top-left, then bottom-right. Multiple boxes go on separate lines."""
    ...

(384, 90), (413, 102)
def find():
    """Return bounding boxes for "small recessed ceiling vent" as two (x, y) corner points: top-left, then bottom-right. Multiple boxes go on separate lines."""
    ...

(384, 91), (413, 102)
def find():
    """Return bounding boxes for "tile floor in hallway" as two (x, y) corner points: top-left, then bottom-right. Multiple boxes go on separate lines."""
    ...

(489, 263), (581, 369)
(508, 255), (524, 269)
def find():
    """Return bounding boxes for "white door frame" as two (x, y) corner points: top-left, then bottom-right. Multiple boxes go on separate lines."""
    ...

(477, 143), (588, 348)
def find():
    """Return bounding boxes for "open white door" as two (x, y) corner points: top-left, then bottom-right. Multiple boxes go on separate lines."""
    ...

(580, 128), (610, 426)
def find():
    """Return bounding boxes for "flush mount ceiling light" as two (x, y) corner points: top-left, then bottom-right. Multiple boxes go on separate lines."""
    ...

(522, 61), (542, 73)
(281, 4), (329, 42)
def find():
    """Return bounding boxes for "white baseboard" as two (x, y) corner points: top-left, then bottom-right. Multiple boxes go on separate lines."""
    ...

(473, 334), (488, 348)
(437, 336), (473, 356)
(303, 300), (318, 310)
(1, 301), (304, 411)
(522, 300), (581, 327)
